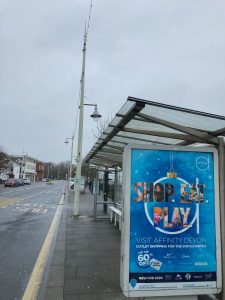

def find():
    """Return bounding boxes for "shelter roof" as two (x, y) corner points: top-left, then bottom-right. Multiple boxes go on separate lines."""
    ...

(84, 97), (225, 167)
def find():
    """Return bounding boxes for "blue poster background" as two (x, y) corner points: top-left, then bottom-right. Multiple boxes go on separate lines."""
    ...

(129, 149), (217, 283)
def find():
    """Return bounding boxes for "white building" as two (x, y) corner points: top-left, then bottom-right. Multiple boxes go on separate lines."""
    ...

(12, 163), (20, 179)
(4, 161), (20, 179)
(24, 160), (36, 181)
(11, 155), (36, 182)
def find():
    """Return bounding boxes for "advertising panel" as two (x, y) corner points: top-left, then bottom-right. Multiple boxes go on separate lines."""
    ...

(121, 145), (221, 297)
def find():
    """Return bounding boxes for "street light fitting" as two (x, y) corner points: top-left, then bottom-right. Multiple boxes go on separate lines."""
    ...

(90, 105), (102, 119)
(64, 138), (71, 144)
(83, 103), (102, 119)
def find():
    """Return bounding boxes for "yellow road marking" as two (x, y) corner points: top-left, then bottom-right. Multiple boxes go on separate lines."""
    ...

(0, 197), (21, 208)
(22, 193), (65, 300)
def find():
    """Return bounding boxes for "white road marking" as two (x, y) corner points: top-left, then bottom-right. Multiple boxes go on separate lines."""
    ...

(23, 203), (32, 206)
(12, 207), (30, 212)
(11, 202), (56, 214)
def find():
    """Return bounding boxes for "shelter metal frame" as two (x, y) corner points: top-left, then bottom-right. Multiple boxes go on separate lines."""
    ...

(83, 96), (225, 300)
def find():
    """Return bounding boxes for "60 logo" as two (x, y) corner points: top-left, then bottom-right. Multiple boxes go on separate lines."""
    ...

(137, 251), (162, 270)
(137, 252), (152, 267)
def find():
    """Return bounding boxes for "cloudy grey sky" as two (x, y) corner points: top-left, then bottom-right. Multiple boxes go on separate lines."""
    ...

(1, 0), (225, 163)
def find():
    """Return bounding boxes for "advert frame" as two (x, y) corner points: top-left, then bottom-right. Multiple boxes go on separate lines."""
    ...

(120, 144), (222, 298)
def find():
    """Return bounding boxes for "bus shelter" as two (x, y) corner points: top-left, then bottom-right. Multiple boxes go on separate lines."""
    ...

(83, 96), (225, 299)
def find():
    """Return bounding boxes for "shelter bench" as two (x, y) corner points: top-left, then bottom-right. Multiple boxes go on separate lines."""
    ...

(109, 206), (122, 230)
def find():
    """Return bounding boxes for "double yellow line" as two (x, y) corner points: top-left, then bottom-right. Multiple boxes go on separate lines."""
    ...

(22, 193), (65, 300)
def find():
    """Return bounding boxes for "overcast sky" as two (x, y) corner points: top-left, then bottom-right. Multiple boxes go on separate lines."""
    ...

(1, 0), (225, 163)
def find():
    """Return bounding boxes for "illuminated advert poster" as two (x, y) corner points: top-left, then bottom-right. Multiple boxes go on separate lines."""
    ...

(127, 146), (221, 293)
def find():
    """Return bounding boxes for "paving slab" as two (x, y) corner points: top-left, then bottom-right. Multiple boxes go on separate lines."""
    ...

(44, 287), (63, 300)
(47, 266), (64, 287)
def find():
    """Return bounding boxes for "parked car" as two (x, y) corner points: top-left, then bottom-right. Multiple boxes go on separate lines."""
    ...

(23, 178), (31, 185)
(4, 178), (20, 187)
(18, 179), (25, 186)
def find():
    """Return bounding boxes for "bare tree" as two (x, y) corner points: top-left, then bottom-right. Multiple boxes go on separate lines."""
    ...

(43, 161), (71, 180)
(92, 116), (113, 139)
(0, 146), (9, 173)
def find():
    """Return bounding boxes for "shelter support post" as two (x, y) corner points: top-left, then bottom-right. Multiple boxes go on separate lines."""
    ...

(103, 167), (109, 214)
(93, 167), (99, 221)
(218, 137), (225, 300)
(114, 167), (118, 203)
(94, 193), (97, 221)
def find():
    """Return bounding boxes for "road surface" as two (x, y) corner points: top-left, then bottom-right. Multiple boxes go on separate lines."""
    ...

(0, 180), (65, 300)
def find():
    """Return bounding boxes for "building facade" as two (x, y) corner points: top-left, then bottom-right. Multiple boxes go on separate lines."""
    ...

(36, 161), (44, 181)
(4, 161), (20, 179)
(11, 155), (37, 182)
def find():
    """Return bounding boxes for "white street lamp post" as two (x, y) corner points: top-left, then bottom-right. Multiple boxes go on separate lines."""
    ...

(69, 135), (74, 186)
(65, 134), (74, 190)
(74, 26), (87, 216)
(74, 26), (101, 216)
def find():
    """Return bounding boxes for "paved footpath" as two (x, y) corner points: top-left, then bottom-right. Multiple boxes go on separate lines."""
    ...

(43, 190), (141, 300)
(42, 190), (211, 300)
